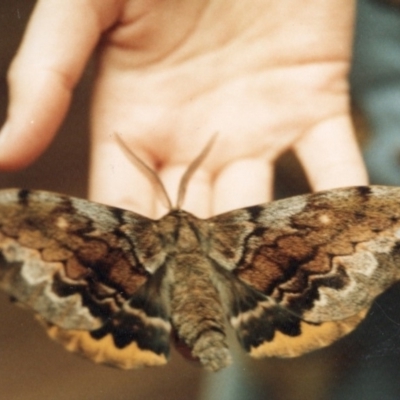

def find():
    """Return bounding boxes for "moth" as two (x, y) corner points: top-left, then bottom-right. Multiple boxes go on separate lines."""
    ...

(1, 138), (400, 372)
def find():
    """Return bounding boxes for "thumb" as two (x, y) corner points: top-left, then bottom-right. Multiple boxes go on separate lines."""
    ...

(0, 0), (120, 170)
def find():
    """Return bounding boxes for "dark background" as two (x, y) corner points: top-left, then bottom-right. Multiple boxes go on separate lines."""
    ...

(1, 1), (400, 400)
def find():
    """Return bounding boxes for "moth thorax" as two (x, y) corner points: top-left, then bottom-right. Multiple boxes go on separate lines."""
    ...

(160, 214), (201, 253)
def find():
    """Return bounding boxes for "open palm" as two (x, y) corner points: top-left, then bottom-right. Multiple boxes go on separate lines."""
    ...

(0, 0), (367, 218)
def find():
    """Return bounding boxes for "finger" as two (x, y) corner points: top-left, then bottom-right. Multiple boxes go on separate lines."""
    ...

(294, 115), (368, 191)
(0, 0), (120, 170)
(213, 158), (274, 215)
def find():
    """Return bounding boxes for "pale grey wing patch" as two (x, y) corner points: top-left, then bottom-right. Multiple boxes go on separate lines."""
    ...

(0, 237), (101, 330)
(207, 186), (400, 325)
(302, 234), (400, 322)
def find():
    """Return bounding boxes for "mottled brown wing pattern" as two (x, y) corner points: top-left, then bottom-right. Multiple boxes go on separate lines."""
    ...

(0, 189), (171, 368)
(208, 186), (400, 359)
(2, 185), (400, 371)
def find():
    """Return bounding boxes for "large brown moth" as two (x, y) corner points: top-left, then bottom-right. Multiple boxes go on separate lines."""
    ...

(1, 138), (400, 372)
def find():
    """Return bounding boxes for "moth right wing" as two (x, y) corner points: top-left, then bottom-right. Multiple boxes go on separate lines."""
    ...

(0, 189), (171, 368)
(207, 186), (400, 358)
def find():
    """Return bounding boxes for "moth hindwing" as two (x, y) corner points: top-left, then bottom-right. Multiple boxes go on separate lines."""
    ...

(1, 185), (400, 371)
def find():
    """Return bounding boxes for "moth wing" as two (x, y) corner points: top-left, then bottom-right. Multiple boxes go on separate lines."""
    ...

(46, 324), (169, 368)
(0, 189), (171, 367)
(208, 186), (400, 357)
(45, 265), (172, 369)
(247, 309), (369, 359)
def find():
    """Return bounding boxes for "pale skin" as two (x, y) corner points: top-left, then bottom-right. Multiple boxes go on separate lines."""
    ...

(0, 0), (368, 220)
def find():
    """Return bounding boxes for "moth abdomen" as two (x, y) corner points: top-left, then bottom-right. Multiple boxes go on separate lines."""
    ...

(168, 254), (231, 371)
(190, 327), (231, 372)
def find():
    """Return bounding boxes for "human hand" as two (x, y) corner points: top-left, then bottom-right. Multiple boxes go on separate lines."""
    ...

(0, 0), (367, 218)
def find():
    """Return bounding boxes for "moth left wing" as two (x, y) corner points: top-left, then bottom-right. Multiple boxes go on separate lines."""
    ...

(0, 189), (171, 368)
(207, 186), (400, 357)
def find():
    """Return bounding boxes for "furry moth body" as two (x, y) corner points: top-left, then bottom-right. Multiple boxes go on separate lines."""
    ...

(1, 143), (400, 371)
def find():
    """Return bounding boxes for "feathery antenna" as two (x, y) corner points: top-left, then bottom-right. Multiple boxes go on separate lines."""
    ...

(175, 134), (217, 210)
(116, 134), (217, 210)
(115, 134), (173, 210)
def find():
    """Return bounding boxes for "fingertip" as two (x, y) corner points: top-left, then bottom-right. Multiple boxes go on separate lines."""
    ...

(213, 158), (273, 214)
(0, 123), (20, 170)
(294, 116), (369, 191)
(0, 0), (119, 171)
(0, 97), (68, 171)
(0, 121), (44, 170)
